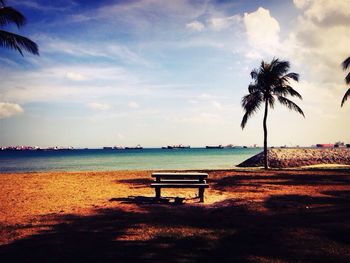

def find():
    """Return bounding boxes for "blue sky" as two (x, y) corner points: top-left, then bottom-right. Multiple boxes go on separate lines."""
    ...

(0, 0), (349, 148)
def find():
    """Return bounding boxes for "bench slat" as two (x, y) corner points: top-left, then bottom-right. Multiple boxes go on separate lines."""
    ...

(153, 179), (206, 183)
(152, 172), (208, 176)
(151, 183), (209, 188)
(151, 172), (208, 179)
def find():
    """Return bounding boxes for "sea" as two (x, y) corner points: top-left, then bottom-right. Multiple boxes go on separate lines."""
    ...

(0, 148), (262, 173)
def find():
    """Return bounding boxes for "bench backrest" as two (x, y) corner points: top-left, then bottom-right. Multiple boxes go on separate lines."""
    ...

(152, 172), (208, 180)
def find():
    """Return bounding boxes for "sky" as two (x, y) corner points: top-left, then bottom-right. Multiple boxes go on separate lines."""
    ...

(0, 0), (349, 148)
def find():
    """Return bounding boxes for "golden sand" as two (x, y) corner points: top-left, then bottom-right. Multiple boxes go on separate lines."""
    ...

(0, 169), (350, 262)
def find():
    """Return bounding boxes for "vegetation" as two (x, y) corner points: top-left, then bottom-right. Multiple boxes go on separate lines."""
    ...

(0, 0), (38, 56)
(241, 58), (304, 169)
(341, 56), (350, 107)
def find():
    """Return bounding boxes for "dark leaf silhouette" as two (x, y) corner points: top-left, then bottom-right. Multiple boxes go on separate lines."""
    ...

(0, 1), (38, 56)
(341, 56), (350, 106)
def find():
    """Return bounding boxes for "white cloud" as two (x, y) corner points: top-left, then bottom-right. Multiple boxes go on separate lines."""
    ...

(37, 35), (149, 66)
(208, 15), (241, 31)
(128, 101), (139, 109)
(243, 7), (280, 56)
(0, 64), (141, 103)
(293, 0), (310, 9)
(96, 0), (207, 21)
(303, 0), (350, 26)
(87, 102), (111, 111)
(65, 72), (86, 81)
(0, 102), (23, 119)
(245, 50), (263, 60)
(186, 15), (241, 33)
(186, 20), (205, 31)
(17, 0), (71, 11)
(285, 0), (350, 84)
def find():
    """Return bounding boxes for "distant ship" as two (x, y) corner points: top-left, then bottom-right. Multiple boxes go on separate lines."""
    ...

(206, 145), (224, 149)
(103, 147), (113, 150)
(163, 144), (190, 149)
(334, 142), (345, 148)
(125, 144), (143, 150)
(113, 146), (125, 150)
(316, 144), (334, 148)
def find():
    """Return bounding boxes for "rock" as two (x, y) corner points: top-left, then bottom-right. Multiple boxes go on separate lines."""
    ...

(237, 148), (350, 168)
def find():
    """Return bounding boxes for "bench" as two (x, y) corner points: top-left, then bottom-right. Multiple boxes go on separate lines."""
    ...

(151, 172), (209, 202)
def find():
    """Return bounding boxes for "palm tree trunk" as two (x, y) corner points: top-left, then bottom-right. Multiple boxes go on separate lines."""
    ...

(263, 100), (269, 169)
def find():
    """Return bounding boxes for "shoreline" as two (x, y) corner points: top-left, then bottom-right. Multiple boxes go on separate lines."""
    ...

(2, 163), (350, 175)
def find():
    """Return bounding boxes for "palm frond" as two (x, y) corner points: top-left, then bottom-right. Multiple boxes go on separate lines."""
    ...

(241, 92), (262, 129)
(241, 106), (260, 129)
(0, 7), (26, 28)
(278, 96), (305, 117)
(345, 72), (350, 85)
(0, 30), (39, 55)
(250, 69), (259, 80)
(342, 56), (350, 70)
(268, 96), (275, 109)
(241, 112), (250, 129)
(248, 83), (261, 93)
(241, 91), (262, 109)
(273, 86), (287, 97)
(341, 88), (350, 107)
(274, 85), (302, 99)
(283, 72), (299, 82)
(271, 59), (290, 77)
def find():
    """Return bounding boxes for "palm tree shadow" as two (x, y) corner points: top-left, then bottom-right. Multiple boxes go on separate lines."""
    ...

(1, 193), (350, 263)
(109, 196), (202, 205)
(109, 196), (171, 204)
(212, 169), (350, 191)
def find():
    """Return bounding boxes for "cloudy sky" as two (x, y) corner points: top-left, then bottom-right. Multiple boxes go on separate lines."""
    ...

(0, 0), (349, 148)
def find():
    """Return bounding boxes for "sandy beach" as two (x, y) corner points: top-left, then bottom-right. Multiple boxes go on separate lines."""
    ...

(1, 168), (350, 262)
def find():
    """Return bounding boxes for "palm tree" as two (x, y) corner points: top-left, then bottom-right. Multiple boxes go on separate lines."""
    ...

(0, 0), (38, 56)
(341, 56), (350, 107)
(241, 58), (304, 169)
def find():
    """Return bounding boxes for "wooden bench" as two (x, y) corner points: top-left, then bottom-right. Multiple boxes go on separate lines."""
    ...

(151, 172), (209, 202)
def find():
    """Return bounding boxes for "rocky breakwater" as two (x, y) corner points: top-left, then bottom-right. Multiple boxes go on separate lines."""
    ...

(237, 148), (350, 168)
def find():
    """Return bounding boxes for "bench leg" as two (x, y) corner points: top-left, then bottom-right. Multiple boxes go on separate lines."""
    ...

(198, 187), (205, 202)
(155, 187), (161, 199)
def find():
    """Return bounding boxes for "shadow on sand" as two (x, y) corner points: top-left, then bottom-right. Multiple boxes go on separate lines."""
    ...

(1, 170), (350, 262)
(212, 171), (350, 191)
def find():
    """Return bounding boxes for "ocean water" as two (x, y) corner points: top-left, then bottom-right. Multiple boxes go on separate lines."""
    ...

(0, 148), (261, 173)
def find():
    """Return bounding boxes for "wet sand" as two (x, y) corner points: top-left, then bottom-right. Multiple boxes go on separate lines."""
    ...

(0, 168), (350, 262)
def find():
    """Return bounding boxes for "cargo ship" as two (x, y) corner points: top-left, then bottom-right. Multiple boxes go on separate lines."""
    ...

(205, 145), (224, 149)
(125, 144), (143, 150)
(162, 144), (190, 149)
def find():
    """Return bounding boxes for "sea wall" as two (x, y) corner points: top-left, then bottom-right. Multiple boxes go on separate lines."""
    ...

(237, 148), (350, 168)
